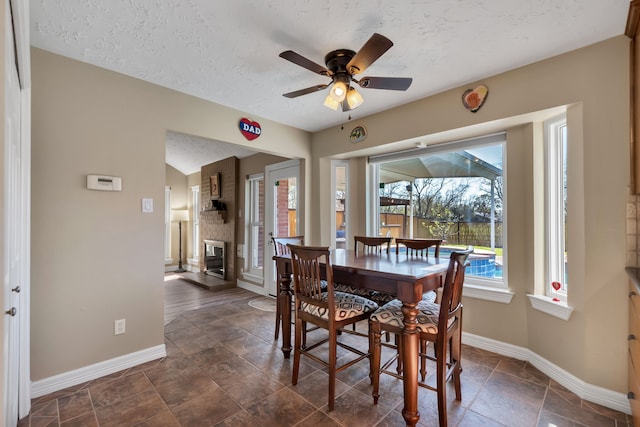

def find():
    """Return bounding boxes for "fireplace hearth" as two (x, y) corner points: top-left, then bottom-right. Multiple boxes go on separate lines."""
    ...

(203, 240), (225, 279)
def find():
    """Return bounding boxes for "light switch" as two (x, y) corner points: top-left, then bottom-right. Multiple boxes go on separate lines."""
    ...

(142, 198), (153, 213)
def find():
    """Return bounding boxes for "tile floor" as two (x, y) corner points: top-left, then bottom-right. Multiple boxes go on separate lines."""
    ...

(21, 286), (631, 426)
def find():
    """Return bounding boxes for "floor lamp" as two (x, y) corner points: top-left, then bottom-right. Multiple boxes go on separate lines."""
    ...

(172, 209), (189, 273)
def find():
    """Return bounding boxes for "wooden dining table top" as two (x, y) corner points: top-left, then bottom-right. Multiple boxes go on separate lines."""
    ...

(274, 248), (449, 300)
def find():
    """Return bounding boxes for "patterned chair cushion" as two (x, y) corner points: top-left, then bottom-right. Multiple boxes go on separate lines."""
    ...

(301, 291), (379, 321)
(370, 299), (441, 334)
(333, 283), (373, 297)
(334, 283), (396, 306)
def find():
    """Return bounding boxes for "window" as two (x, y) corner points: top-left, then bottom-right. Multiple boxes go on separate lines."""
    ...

(248, 174), (264, 277)
(545, 115), (568, 302)
(191, 186), (200, 261)
(333, 161), (348, 249)
(164, 186), (171, 263)
(370, 133), (506, 289)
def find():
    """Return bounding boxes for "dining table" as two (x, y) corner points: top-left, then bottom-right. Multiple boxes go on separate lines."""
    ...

(273, 248), (449, 427)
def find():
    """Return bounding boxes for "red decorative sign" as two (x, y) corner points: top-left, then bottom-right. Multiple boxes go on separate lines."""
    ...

(239, 118), (261, 141)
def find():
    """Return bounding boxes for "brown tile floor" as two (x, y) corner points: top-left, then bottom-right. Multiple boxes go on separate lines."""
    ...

(21, 285), (632, 426)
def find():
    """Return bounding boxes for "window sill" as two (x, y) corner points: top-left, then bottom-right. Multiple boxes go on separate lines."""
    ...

(526, 294), (573, 320)
(463, 284), (514, 304)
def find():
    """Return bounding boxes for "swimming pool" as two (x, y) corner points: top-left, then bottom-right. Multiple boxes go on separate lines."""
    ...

(392, 246), (502, 279)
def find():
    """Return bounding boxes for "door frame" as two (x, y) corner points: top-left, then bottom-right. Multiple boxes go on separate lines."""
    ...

(264, 159), (300, 296)
(4, 0), (32, 422)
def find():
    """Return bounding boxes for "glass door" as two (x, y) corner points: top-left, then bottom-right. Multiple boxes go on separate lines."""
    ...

(264, 160), (300, 296)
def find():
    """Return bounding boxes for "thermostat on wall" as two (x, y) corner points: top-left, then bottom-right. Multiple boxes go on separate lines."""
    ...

(87, 175), (122, 191)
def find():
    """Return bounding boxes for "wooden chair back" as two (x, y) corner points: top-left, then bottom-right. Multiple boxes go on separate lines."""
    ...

(354, 236), (392, 256)
(271, 235), (304, 256)
(438, 246), (473, 335)
(395, 238), (443, 258)
(287, 244), (334, 322)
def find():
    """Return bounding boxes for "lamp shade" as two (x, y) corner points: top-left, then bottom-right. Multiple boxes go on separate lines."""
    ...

(172, 209), (189, 222)
(346, 87), (364, 109)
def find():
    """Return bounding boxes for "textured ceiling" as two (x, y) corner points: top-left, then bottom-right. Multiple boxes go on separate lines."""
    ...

(31, 0), (630, 174)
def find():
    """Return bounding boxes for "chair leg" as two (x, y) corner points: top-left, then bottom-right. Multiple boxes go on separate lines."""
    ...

(292, 318), (303, 386)
(420, 339), (428, 381)
(370, 321), (382, 405)
(328, 326), (338, 411)
(301, 320), (307, 349)
(274, 295), (281, 340)
(395, 334), (403, 375)
(452, 328), (463, 401)
(436, 338), (448, 427)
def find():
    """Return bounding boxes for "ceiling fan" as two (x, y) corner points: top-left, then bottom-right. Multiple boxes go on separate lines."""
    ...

(279, 33), (412, 112)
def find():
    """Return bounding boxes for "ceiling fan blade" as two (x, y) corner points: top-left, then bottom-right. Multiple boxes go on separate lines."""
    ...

(346, 33), (394, 75)
(358, 77), (413, 91)
(282, 84), (329, 98)
(279, 50), (330, 76)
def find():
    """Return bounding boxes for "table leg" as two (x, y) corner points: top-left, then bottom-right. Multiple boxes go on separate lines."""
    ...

(401, 302), (420, 427)
(279, 268), (293, 358)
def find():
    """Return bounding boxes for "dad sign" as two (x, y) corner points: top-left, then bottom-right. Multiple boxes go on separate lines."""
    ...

(239, 118), (262, 141)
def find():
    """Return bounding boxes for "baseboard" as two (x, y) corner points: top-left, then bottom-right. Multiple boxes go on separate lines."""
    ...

(462, 332), (631, 415)
(31, 344), (166, 399)
(237, 279), (267, 295)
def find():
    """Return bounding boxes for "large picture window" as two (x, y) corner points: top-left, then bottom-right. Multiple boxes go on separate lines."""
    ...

(370, 133), (506, 288)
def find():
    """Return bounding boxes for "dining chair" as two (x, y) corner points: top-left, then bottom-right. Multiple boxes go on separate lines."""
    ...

(395, 238), (443, 259)
(395, 238), (445, 303)
(353, 236), (393, 255)
(287, 244), (379, 411)
(334, 235), (395, 330)
(354, 235), (392, 256)
(271, 235), (304, 341)
(369, 246), (473, 427)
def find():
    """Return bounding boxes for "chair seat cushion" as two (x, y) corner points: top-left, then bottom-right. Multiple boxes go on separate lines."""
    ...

(370, 299), (441, 334)
(301, 291), (379, 321)
(334, 283), (396, 306)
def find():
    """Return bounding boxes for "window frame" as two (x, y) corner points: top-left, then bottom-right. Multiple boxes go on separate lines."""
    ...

(247, 173), (264, 278)
(190, 185), (200, 262)
(164, 186), (172, 264)
(544, 114), (568, 302)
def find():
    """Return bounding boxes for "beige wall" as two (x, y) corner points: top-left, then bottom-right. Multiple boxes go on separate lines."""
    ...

(311, 36), (629, 392)
(30, 48), (311, 381)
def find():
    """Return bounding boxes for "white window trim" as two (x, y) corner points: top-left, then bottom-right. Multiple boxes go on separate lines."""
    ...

(528, 113), (574, 320)
(463, 283), (514, 304)
(527, 294), (574, 320)
(544, 115), (568, 301)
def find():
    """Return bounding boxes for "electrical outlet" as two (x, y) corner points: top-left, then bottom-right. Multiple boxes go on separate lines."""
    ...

(114, 319), (126, 335)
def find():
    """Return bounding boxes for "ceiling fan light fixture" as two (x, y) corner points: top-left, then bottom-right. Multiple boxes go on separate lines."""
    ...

(329, 80), (348, 102)
(346, 87), (364, 109)
(323, 94), (340, 110)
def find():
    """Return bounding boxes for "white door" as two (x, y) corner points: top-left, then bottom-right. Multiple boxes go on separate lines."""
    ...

(264, 160), (300, 296)
(4, 0), (31, 424)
